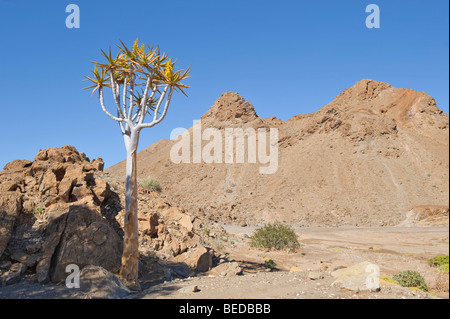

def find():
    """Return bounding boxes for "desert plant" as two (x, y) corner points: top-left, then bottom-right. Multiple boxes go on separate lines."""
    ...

(33, 206), (49, 224)
(262, 258), (277, 269)
(250, 222), (300, 251)
(428, 255), (449, 273)
(139, 178), (162, 193)
(200, 225), (211, 236)
(393, 270), (428, 292)
(84, 38), (190, 289)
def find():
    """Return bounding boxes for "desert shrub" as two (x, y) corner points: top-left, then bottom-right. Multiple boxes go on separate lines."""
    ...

(428, 255), (449, 273)
(200, 225), (211, 236)
(250, 222), (300, 251)
(138, 178), (162, 193)
(262, 258), (277, 269)
(393, 270), (428, 292)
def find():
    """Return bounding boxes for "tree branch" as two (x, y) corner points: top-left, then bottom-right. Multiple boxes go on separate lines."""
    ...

(137, 85), (157, 124)
(127, 71), (135, 120)
(153, 85), (169, 122)
(140, 73), (153, 108)
(99, 87), (126, 122)
(117, 110), (126, 134)
(137, 86), (173, 130)
(122, 75), (128, 118)
(110, 73), (126, 119)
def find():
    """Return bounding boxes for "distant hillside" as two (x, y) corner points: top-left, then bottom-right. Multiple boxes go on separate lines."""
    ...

(106, 79), (449, 227)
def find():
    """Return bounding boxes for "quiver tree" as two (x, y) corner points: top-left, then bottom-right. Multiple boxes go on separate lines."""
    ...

(84, 39), (190, 289)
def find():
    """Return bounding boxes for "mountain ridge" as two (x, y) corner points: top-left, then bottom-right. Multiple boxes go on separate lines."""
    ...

(106, 79), (449, 227)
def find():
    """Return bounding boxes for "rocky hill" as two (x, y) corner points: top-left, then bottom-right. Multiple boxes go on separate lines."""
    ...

(106, 79), (449, 227)
(0, 146), (221, 289)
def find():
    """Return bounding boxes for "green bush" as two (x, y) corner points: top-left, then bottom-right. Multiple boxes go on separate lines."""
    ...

(392, 270), (428, 292)
(200, 225), (211, 236)
(250, 222), (300, 251)
(263, 258), (277, 269)
(428, 255), (449, 273)
(138, 178), (162, 193)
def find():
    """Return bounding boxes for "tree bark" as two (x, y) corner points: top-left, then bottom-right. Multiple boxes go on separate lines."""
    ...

(119, 130), (141, 290)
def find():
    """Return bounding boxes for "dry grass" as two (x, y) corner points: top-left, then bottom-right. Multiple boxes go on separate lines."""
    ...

(429, 271), (449, 293)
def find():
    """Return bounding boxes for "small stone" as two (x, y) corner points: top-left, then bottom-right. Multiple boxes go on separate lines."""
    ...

(3, 271), (21, 286)
(178, 285), (199, 294)
(308, 271), (323, 280)
(290, 266), (302, 273)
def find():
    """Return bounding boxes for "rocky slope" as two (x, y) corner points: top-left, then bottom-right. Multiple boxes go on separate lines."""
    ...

(0, 146), (221, 289)
(106, 79), (449, 227)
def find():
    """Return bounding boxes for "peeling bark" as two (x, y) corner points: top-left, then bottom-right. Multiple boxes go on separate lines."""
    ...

(119, 131), (141, 290)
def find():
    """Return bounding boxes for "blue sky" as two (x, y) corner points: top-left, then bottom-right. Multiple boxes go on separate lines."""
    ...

(0, 0), (448, 169)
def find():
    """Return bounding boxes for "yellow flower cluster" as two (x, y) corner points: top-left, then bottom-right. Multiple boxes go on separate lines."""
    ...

(165, 58), (173, 78)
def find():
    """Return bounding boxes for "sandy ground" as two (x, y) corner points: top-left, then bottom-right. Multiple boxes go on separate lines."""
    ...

(135, 225), (449, 299)
(1, 225), (448, 299)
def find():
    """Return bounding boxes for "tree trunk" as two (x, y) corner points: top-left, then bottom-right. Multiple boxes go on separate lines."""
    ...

(119, 130), (141, 290)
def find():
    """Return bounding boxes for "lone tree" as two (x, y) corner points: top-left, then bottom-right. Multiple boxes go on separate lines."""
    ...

(84, 39), (190, 289)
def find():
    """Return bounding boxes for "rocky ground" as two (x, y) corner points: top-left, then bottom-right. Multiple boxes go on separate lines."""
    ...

(1, 216), (448, 299)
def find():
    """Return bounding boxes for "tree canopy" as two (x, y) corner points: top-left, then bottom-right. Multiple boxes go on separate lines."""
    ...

(84, 38), (190, 133)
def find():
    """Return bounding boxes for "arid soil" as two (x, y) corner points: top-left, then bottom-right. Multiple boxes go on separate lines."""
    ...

(1, 224), (448, 299)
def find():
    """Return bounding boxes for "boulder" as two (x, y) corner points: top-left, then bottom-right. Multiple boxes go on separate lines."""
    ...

(10, 250), (41, 268)
(91, 158), (105, 171)
(71, 183), (94, 202)
(163, 206), (194, 232)
(57, 165), (84, 202)
(49, 205), (123, 283)
(79, 265), (130, 299)
(3, 160), (32, 171)
(36, 209), (69, 283)
(331, 261), (380, 292)
(36, 203), (123, 284)
(173, 246), (213, 272)
(91, 178), (111, 204)
(139, 212), (159, 237)
(210, 261), (242, 277)
(34, 149), (48, 161)
(2, 271), (21, 286)
(39, 170), (58, 195)
(0, 192), (22, 257)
